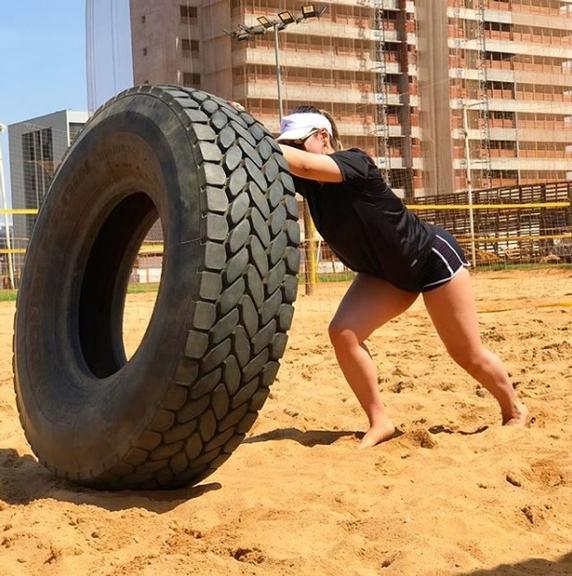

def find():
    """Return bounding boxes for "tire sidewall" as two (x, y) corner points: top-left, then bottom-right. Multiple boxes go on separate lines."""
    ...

(14, 93), (203, 476)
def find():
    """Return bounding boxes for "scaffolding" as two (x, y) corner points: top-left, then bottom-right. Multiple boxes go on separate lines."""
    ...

(475, 0), (492, 188)
(449, 0), (572, 192)
(369, 0), (391, 183)
(397, 0), (413, 198)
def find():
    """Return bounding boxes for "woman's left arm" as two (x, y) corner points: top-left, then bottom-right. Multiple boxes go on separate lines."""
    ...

(279, 145), (343, 184)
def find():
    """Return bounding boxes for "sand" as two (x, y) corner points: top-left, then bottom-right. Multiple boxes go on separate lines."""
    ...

(0, 268), (571, 575)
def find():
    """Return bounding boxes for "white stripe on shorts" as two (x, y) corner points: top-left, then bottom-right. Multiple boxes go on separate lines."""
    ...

(431, 247), (454, 275)
(435, 234), (467, 266)
(422, 260), (466, 289)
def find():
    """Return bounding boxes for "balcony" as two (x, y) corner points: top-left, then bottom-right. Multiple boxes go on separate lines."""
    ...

(451, 98), (572, 116)
(447, 5), (572, 31)
(234, 47), (406, 75)
(480, 29), (572, 47)
(236, 79), (420, 106)
(255, 117), (415, 139)
(452, 127), (572, 144)
(236, 81), (375, 104)
(239, 0), (415, 13)
(242, 15), (417, 45)
(453, 158), (572, 171)
(354, 0), (415, 12)
(374, 124), (422, 138)
(513, 91), (572, 104)
(448, 37), (572, 60)
(450, 66), (572, 87)
(376, 157), (425, 170)
(511, 12), (572, 32)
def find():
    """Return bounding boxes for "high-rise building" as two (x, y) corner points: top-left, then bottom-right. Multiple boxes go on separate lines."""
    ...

(129, 0), (571, 197)
(8, 110), (88, 270)
(423, 0), (572, 193)
(130, 0), (423, 198)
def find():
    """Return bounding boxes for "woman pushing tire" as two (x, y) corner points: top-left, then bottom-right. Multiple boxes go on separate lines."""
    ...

(13, 85), (300, 490)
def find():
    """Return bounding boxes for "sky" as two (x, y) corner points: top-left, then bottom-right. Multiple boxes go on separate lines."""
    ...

(0, 0), (133, 209)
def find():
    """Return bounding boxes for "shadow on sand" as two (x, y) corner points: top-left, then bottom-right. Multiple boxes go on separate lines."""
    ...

(456, 551), (572, 576)
(244, 426), (406, 447)
(428, 424), (489, 436)
(244, 427), (361, 447)
(0, 448), (220, 513)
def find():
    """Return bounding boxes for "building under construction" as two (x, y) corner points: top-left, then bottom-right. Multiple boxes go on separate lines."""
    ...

(129, 0), (572, 199)
(436, 0), (572, 193)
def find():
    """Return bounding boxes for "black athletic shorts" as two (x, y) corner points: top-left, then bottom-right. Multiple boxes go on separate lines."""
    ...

(420, 227), (470, 292)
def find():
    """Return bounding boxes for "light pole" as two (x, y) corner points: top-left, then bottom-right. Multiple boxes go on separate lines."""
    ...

(272, 23), (284, 119)
(461, 100), (487, 269)
(0, 123), (15, 290)
(225, 4), (327, 121)
(225, 5), (327, 295)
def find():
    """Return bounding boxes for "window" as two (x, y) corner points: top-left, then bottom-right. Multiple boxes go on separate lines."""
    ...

(183, 72), (201, 87)
(181, 39), (199, 53)
(180, 5), (198, 19)
(22, 128), (54, 234)
(69, 123), (84, 145)
(141, 15), (146, 24)
(143, 47), (148, 56)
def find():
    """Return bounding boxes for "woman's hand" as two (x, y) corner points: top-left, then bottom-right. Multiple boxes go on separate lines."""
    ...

(229, 101), (246, 112)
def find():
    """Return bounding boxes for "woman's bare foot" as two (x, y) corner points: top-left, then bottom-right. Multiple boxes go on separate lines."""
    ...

(502, 402), (530, 426)
(358, 418), (396, 449)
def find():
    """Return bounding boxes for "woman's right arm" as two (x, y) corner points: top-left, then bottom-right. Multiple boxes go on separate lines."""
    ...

(279, 144), (343, 184)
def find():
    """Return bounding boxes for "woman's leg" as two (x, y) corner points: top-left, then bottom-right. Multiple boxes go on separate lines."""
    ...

(329, 273), (419, 447)
(422, 268), (527, 425)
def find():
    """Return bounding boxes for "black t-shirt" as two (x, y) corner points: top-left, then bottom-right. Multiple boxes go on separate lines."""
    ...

(294, 148), (436, 292)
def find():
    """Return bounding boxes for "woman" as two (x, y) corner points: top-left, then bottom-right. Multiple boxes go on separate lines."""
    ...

(276, 106), (528, 448)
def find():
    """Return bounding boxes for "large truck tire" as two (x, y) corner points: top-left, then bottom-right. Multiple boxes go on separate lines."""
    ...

(13, 85), (300, 490)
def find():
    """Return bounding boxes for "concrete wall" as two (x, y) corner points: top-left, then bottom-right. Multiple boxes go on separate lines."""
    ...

(200, 0), (234, 99)
(417, 0), (454, 196)
(130, 0), (181, 85)
(131, 0), (236, 98)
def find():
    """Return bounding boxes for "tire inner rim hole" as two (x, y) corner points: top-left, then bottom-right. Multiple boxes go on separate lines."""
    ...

(78, 192), (163, 378)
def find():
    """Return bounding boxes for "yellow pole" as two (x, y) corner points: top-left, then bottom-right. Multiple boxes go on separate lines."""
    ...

(0, 124), (16, 290)
(303, 199), (317, 295)
(462, 103), (477, 269)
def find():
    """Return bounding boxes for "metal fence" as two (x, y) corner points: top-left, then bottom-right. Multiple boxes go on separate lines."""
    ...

(408, 181), (572, 266)
(2, 180), (570, 293)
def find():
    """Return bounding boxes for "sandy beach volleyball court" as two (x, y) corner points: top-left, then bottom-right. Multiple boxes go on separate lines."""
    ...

(1, 268), (571, 575)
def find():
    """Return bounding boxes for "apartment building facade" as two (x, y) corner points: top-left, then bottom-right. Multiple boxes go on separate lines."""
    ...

(130, 0), (422, 198)
(422, 0), (572, 193)
(129, 0), (572, 197)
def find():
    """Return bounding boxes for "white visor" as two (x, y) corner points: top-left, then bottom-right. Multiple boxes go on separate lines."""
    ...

(277, 112), (333, 142)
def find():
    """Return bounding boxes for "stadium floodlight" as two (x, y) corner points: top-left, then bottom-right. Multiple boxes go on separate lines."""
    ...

(226, 5), (327, 120)
(250, 24), (267, 35)
(278, 11), (296, 25)
(257, 16), (274, 28)
(301, 4), (327, 19)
